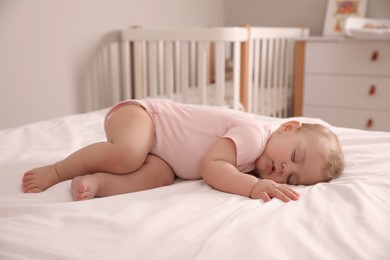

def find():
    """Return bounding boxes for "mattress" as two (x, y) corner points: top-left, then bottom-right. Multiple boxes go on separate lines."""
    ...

(0, 108), (389, 259)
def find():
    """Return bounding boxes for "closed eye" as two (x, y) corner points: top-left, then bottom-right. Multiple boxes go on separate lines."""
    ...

(291, 150), (296, 163)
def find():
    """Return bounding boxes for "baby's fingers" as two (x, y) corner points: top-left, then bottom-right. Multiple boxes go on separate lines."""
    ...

(267, 186), (299, 202)
(268, 188), (291, 202)
(279, 185), (300, 201)
(258, 191), (271, 203)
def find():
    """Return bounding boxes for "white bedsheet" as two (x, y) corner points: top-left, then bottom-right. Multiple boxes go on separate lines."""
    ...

(0, 109), (389, 260)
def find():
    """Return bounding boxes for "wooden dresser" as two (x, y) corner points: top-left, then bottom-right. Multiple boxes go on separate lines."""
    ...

(294, 38), (390, 131)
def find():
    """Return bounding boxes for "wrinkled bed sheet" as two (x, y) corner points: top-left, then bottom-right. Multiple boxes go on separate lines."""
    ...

(0, 108), (389, 260)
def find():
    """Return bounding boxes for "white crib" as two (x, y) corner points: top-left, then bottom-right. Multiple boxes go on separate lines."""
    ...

(120, 26), (308, 117)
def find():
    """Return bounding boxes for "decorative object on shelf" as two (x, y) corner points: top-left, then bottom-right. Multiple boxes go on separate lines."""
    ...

(345, 17), (390, 39)
(323, 0), (367, 36)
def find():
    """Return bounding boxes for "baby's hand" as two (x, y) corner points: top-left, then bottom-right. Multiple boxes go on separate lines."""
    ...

(250, 179), (300, 203)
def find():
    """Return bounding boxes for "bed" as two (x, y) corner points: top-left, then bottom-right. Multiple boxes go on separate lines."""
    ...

(0, 106), (389, 259)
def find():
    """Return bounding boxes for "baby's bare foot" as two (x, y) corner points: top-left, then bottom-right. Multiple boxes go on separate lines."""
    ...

(22, 165), (61, 193)
(71, 175), (99, 201)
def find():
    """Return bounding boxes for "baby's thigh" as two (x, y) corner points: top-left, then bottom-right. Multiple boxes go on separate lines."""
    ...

(105, 104), (155, 157)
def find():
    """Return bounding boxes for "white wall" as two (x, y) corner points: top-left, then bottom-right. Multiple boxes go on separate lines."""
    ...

(225, 0), (390, 36)
(2, 0), (389, 129)
(0, 0), (224, 129)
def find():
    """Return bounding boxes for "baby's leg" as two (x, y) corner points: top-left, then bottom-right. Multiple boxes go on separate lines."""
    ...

(71, 154), (175, 200)
(22, 104), (155, 193)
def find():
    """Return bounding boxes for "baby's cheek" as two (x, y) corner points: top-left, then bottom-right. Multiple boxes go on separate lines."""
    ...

(254, 157), (261, 170)
(254, 157), (264, 177)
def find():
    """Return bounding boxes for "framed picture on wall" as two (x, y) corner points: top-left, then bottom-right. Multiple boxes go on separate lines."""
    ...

(323, 0), (367, 36)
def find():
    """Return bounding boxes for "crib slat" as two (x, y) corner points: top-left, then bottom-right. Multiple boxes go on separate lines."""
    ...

(269, 39), (275, 117)
(259, 39), (267, 116)
(244, 36), (252, 113)
(148, 42), (158, 97)
(286, 39), (294, 116)
(215, 42), (225, 107)
(157, 41), (164, 96)
(180, 42), (190, 102)
(190, 42), (196, 87)
(279, 39), (287, 117)
(164, 42), (174, 99)
(252, 39), (260, 114)
(133, 42), (147, 99)
(273, 39), (281, 117)
(197, 42), (207, 105)
(232, 41), (241, 110)
(272, 39), (278, 117)
(174, 42), (181, 99)
(266, 39), (274, 116)
(121, 40), (131, 100)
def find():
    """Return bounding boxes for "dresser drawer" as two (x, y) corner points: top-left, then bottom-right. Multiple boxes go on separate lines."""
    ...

(305, 41), (390, 76)
(303, 106), (390, 131)
(303, 75), (390, 110)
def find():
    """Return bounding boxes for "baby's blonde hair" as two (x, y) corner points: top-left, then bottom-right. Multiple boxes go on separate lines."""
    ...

(299, 123), (344, 182)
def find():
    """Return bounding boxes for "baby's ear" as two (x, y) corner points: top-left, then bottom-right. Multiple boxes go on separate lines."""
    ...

(277, 120), (302, 133)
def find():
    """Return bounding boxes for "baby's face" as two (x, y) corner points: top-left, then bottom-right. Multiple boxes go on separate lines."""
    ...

(255, 122), (325, 185)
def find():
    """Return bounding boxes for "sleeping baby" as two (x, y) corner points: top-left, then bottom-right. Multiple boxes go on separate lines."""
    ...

(22, 99), (344, 202)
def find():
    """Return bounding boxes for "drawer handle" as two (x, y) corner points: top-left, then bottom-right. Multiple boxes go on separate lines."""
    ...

(368, 85), (376, 95)
(371, 50), (379, 61)
(366, 118), (373, 128)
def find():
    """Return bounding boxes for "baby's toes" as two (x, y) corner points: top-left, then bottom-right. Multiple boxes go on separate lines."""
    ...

(78, 182), (89, 193)
(78, 190), (92, 200)
(26, 187), (42, 193)
(22, 180), (35, 190)
(23, 182), (41, 193)
(22, 172), (34, 182)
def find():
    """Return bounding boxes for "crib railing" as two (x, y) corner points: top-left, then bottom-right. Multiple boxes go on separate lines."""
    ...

(121, 27), (248, 110)
(120, 26), (308, 117)
(245, 27), (309, 117)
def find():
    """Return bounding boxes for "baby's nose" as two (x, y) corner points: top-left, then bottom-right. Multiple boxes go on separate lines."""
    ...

(281, 163), (288, 175)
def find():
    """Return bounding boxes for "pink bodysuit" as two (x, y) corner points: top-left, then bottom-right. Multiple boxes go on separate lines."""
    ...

(108, 99), (271, 180)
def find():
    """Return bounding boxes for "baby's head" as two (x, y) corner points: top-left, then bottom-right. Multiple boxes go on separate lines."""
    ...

(255, 121), (344, 185)
(299, 123), (344, 182)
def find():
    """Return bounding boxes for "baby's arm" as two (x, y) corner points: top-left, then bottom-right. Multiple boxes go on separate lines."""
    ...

(200, 138), (299, 202)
